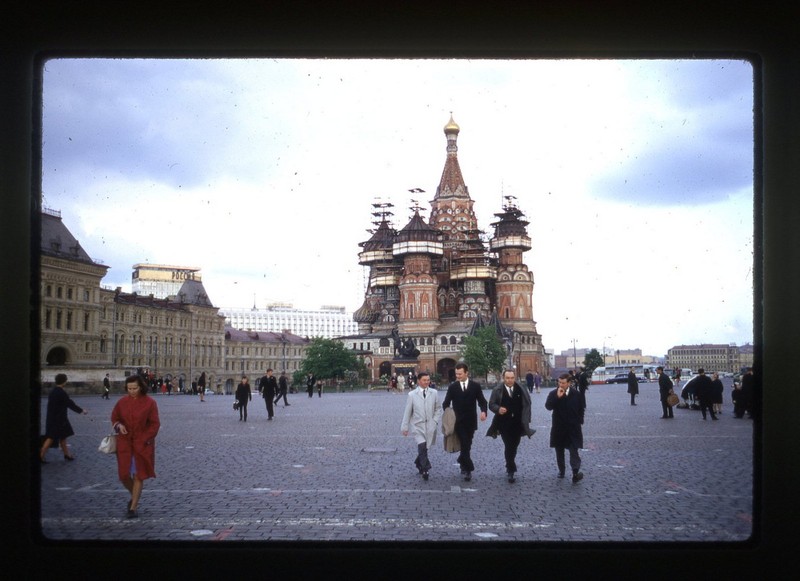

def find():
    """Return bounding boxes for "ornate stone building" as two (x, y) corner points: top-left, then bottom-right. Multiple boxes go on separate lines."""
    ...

(39, 209), (307, 393)
(349, 116), (547, 382)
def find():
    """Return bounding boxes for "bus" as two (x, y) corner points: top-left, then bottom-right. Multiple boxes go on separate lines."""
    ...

(590, 364), (657, 384)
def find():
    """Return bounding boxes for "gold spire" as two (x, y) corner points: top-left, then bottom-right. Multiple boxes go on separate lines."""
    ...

(444, 113), (460, 134)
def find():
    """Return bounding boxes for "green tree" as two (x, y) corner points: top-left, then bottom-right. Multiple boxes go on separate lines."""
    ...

(583, 348), (604, 374)
(299, 337), (365, 381)
(461, 326), (508, 379)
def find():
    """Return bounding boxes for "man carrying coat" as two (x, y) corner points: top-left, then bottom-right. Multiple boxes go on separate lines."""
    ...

(442, 362), (488, 482)
(401, 372), (443, 481)
(545, 373), (585, 483)
(486, 369), (535, 483)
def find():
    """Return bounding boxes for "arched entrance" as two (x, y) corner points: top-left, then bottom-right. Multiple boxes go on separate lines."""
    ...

(437, 358), (457, 383)
(379, 361), (392, 379)
(46, 346), (69, 366)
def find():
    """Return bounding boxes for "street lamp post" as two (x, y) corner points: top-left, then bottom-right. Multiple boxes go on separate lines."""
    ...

(572, 338), (578, 369)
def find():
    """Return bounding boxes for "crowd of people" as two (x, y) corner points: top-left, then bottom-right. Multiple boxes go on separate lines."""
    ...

(40, 361), (759, 520)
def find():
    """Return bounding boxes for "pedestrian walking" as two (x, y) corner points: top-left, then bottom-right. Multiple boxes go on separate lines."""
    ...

(274, 371), (290, 406)
(693, 368), (718, 420)
(102, 373), (111, 399)
(525, 370), (534, 393)
(111, 374), (160, 519)
(39, 373), (88, 463)
(657, 366), (675, 419)
(627, 367), (639, 406)
(711, 372), (724, 415)
(400, 372), (442, 481)
(738, 367), (754, 418)
(442, 362), (488, 482)
(544, 373), (585, 483)
(486, 369), (535, 483)
(306, 373), (316, 398)
(197, 372), (207, 402)
(259, 369), (277, 420)
(577, 365), (590, 408)
(235, 376), (252, 421)
(534, 371), (541, 394)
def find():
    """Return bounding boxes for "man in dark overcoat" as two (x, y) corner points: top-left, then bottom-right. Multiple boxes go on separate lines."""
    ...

(486, 369), (535, 482)
(693, 368), (718, 420)
(545, 373), (585, 483)
(657, 366), (674, 419)
(442, 362), (488, 482)
(627, 367), (639, 406)
(259, 369), (277, 420)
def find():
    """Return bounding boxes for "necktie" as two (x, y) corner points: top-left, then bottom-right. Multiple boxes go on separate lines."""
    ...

(507, 387), (513, 398)
(462, 382), (466, 392)
(422, 389), (426, 398)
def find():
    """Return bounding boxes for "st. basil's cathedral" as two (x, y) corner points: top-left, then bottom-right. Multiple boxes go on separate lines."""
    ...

(349, 116), (547, 383)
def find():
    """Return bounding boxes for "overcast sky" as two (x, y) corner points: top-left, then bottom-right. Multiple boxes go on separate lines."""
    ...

(41, 58), (754, 357)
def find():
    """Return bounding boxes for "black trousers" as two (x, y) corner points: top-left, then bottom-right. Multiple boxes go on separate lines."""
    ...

(238, 402), (248, 420)
(555, 444), (581, 475)
(455, 423), (476, 472)
(264, 397), (274, 418)
(500, 428), (522, 474)
(415, 442), (431, 473)
(661, 400), (674, 418)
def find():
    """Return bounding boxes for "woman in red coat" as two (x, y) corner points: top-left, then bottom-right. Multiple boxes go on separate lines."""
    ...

(111, 374), (160, 519)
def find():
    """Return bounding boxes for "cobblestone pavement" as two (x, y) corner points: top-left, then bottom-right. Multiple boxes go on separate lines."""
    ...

(37, 380), (753, 543)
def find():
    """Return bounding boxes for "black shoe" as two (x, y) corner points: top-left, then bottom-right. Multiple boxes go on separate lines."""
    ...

(464, 472), (472, 482)
(557, 472), (565, 478)
(126, 509), (138, 519)
(422, 471), (429, 481)
(712, 416), (719, 420)
(285, 403), (291, 406)
(572, 472), (584, 483)
(64, 454), (75, 461)
(507, 473), (516, 483)
(660, 416), (668, 419)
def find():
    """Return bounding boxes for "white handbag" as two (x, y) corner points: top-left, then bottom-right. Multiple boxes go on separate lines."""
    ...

(98, 434), (117, 454)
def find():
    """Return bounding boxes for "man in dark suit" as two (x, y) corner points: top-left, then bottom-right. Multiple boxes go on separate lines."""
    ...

(657, 366), (675, 419)
(693, 368), (718, 420)
(486, 369), (535, 483)
(442, 362), (488, 482)
(259, 369), (277, 420)
(545, 373), (585, 483)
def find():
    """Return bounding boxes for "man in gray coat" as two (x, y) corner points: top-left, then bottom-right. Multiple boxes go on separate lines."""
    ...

(401, 372), (442, 480)
(486, 369), (535, 483)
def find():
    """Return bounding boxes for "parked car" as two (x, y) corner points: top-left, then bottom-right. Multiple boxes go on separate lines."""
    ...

(605, 373), (647, 384)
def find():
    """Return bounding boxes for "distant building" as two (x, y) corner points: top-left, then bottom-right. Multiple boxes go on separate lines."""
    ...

(219, 303), (358, 339)
(131, 263), (202, 299)
(666, 343), (742, 373)
(39, 209), (304, 393)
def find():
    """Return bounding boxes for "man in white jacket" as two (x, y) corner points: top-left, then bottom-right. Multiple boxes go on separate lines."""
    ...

(401, 372), (443, 480)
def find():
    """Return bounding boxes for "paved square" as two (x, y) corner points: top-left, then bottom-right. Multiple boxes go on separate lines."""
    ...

(38, 380), (753, 542)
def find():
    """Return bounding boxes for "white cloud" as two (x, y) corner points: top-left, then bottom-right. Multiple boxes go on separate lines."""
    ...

(42, 58), (754, 356)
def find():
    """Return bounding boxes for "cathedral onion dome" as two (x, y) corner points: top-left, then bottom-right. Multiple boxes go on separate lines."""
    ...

(359, 219), (396, 265)
(353, 300), (379, 323)
(489, 201), (532, 253)
(393, 210), (444, 256)
(444, 114), (460, 135)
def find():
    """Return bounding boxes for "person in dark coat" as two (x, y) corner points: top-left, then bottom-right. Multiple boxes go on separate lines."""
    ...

(486, 369), (535, 483)
(627, 367), (639, 406)
(738, 367), (754, 418)
(197, 371), (207, 402)
(102, 373), (111, 399)
(40, 373), (88, 462)
(711, 372), (724, 415)
(259, 369), (277, 420)
(657, 366), (675, 419)
(306, 373), (316, 398)
(235, 376), (252, 421)
(577, 366), (590, 408)
(693, 368), (718, 420)
(274, 372), (290, 406)
(442, 362), (488, 482)
(545, 373), (585, 483)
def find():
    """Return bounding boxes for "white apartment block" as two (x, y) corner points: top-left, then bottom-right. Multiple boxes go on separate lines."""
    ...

(219, 303), (358, 339)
